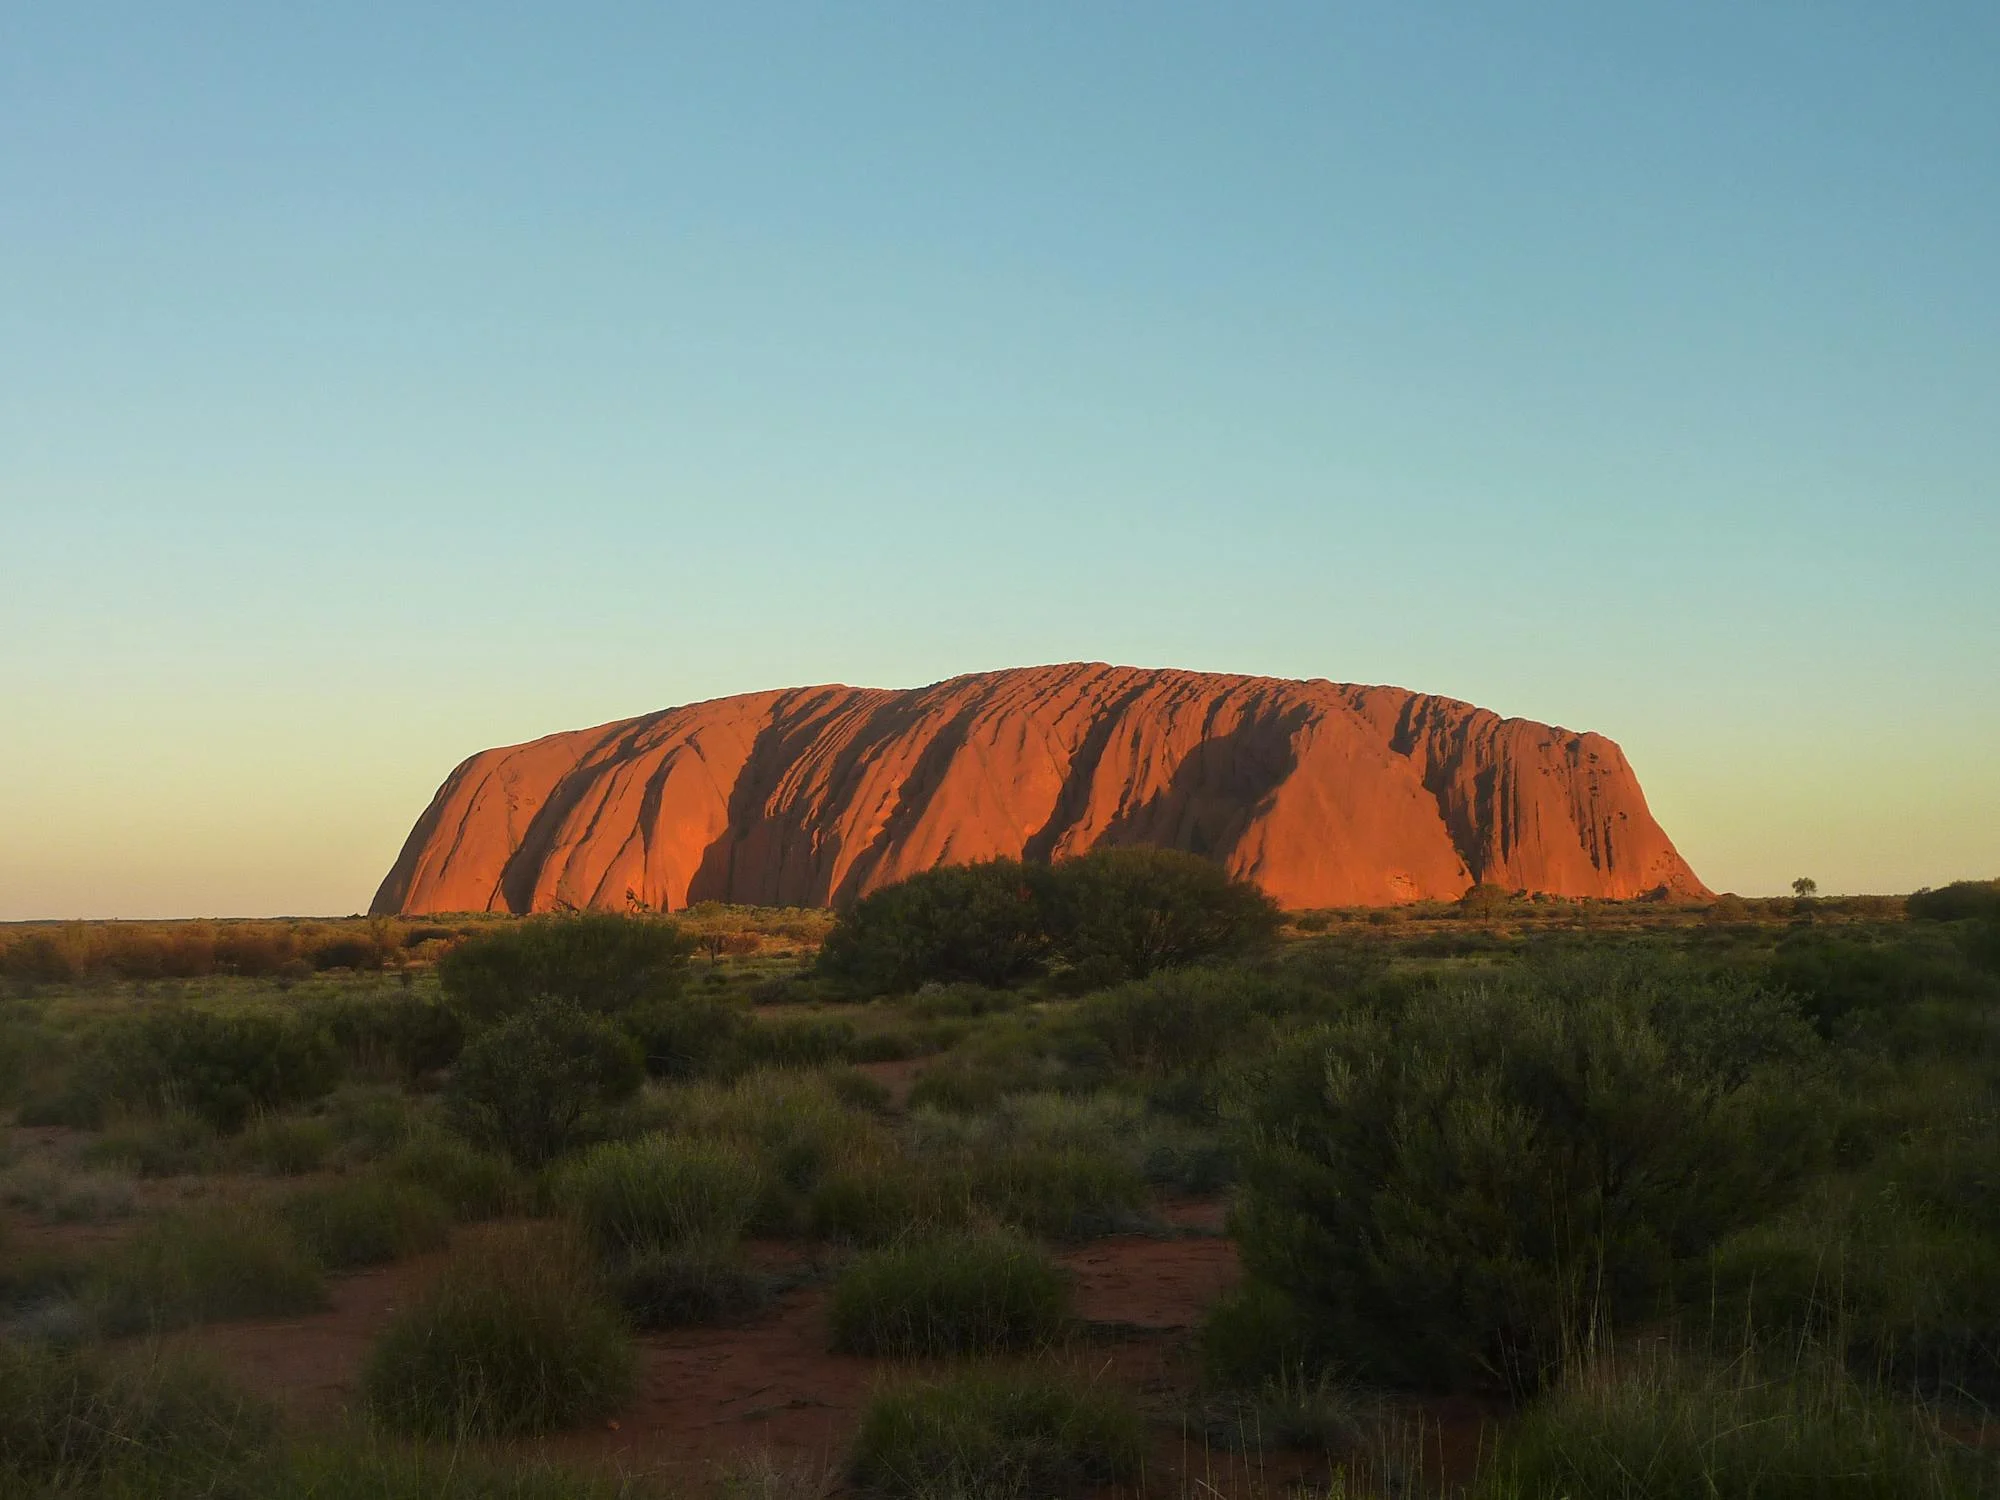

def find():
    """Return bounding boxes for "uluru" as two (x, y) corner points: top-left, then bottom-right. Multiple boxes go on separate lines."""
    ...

(372, 664), (1708, 915)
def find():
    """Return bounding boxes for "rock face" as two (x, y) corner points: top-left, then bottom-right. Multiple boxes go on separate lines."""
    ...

(372, 664), (1707, 915)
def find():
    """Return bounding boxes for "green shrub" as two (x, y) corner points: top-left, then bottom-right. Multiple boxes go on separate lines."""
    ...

(362, 1225), (635, 1438)
(100, 1006), (344, 1132)
(807, 1158), (972, 1245)
(281, 1175), (453, 1269)
(829, 1233), (1070, 1356)
(446, 1000), (644, 1167)
(1042, 846), (1282, 985)
(608, 1242), (770, 1330)
(1199, 1279), (1320, 1388)
(661, 1069), (883, 1193)
(81, 1109), (219, 1176)
(90, 1210), (327, 1332)
(381, 1131), (519, 1220)
(1478, 1354), (1994, 1499)
(729, 1016), (857, 1071)
(819, 859), (1057, 993)
(850, 1368), (1143, 1499)
(557, 1135), (764, 1256)
(320, 1082), (422, 1159)
(310, 991), (464, 1080)
(0, 1343), (274, 1497)
(257, 1441), (653, 1498)
(1233, 955), (1821, 1392)
(438, 913), (694, 1024)
(1071, 966), (1293, 1075)
(969, 1144), (1150, 1241)
(237, 1112), (338, 1174)
(1709, 1198), (2000, 1396)
(622, 995), (746, 1078)
(1907, 879), (2000, 924)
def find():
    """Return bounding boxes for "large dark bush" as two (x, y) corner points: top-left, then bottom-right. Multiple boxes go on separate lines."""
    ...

(105, 1008), (343, 1132)
(1906, 878), (2000, 924)
(437, 913), (694, 1024)
(817, 848), (1281, 995)
(818, 859), (1055, 992)
(1043, 846), (1282, 986)
(309, 991), (463, 1081)
(445, 1000), (643, 1166)
(1763, 928), (1995, 1036)
(1231, 955), (1822, 1393)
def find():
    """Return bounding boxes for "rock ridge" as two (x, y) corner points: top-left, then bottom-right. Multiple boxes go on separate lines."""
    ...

(371, 664), (1707, 914)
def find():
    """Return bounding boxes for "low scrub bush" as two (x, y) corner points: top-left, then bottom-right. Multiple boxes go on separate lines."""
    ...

(850, 1368), (1143, 1499)
(1071, 965), (1295, 1075)
(381, 1131), (519, 1220)
(81, 1109), (219, 1176)
(819, 859), (1056, 993)
(310, 991), (464, 1081)
(0, 1343), (274, 1497)
(608, 1242), (771, 1330)
(362, 1225), (635, 1438)
(1907, 878), (2000, 924)
(829, 1233), (1070, 1356)
(1709, 1198), (2000, 1396)
(968, 1144), (1151, 1240)
(281, 1175), (453, 1269)
(320, 1082), (422, 1159)
(237, 1112), (337, 1174)
(0, 1159), (137, 1222)
(100, 1006), (344, 1132)
(807, 1157), (972, 1245)
(438, 912), (694, 1024)
(1232, 954), (1822, 1392)
(1477, 1353), (1994, 1499)
(258, 1441), (654, 1499)
(90, 1210), (327, 1332)
(446, 1000), (644, 1167)
(660, 1069), (885, 1203)
(1042, 846), (1282, 986)
(729, 1015), (857, 1071)
(557, 1135), (765, 1256)
(622, 995), (747, 1078)
(818, 849), (1281, 996)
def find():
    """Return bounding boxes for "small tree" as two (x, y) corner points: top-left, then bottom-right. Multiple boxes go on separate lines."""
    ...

(1791, 877), (1818, 901)
(1043, 847), (1281, 986)
(437, 913), (694, 1024)
(445, 1000), (643, 1167)
(818, 860), (1057, 993)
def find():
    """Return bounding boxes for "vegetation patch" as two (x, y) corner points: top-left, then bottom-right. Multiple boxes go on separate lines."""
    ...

(829, 1233), (1071, 1356)
(90, 1210), (327, 1333)
(363, 1225), (635, 1438)
(281, 1174), (454, 1269)
(850, 1368), (1144, 1499)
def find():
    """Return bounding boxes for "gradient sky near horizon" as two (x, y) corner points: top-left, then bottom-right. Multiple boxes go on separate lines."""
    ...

(4, 3), (1996, 919)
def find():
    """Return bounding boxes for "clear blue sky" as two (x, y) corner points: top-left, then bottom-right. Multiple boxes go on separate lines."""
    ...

(3, 3), (1995, 917)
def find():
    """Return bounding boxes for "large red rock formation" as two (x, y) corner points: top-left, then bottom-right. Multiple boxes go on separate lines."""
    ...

(371, 664), (1707, 915)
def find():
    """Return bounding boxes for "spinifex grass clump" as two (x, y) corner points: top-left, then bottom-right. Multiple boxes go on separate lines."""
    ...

(379, 1130), (519, 1220)
(1476, 1352), (1995, 1500)
(850, 1368), (1144, 1499)
(0, 1342), (274, 1497)
(90, 1210), (327, 1333)
(557, 1135), (765, 1255)
(280, 1174), (452, 1269)
(363, 1224), (635, 1438)
(830, 1233), (1071, 1357)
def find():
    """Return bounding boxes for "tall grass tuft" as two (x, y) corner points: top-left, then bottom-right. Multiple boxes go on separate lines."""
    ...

(280, 1174), (453, 1269)
(363, 1224), (635, 1438)
(90, 1210), (327, 1332)
(1477, 1351), (1995, 1499)
(0, 1341), (275, 1496)
(830, 1233), (1071, 1357)
(556, 1135), (765, 1256)
(850, 1367), (1144, 1499)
